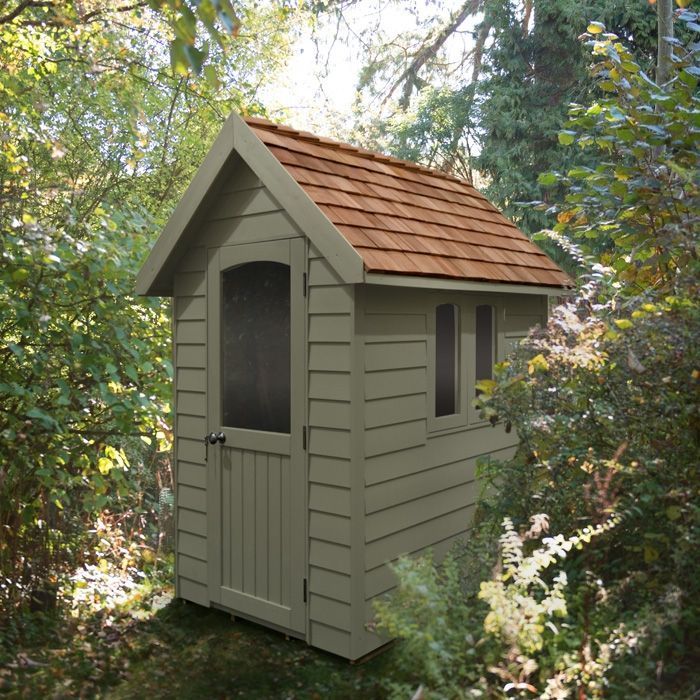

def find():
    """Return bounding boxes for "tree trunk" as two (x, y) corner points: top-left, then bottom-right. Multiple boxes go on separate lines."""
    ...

(656, 0), (674, 86)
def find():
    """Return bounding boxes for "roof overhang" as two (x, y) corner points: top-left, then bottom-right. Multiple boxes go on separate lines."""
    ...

(363, 272), (572, 296)
(136, 112), (364, 296)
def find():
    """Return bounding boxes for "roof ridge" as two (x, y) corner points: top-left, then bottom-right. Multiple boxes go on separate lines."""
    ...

(243, 116), (470, 187)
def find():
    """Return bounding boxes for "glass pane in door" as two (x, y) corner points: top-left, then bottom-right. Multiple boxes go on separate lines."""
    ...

(222, 262), (290, 433)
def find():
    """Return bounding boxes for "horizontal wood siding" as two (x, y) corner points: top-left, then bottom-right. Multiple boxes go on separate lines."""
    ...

(172, 159), (298, 608)
(358, 286), (543, 657)
(174, 243), (208, 603)
(306, 246), (355, 653)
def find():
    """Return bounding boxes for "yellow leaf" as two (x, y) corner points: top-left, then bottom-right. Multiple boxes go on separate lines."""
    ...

(475, 379), (497, 395)
(97, 457), (113, 475)
(528, 354), (549, 374)
(557, 209), (576, 224)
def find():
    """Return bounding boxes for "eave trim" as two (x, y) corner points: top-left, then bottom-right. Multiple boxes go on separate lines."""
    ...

(363, 272), (572, 296)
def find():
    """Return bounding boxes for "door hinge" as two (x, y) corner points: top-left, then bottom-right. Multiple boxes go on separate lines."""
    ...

(303, 577), (307, 603)
(302, 425), (307, 451)
(302, 272), (307, 297)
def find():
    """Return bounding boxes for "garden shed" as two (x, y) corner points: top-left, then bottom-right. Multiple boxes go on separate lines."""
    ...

(136, 113), (570, 660)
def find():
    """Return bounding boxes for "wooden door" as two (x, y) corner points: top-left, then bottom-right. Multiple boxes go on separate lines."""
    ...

(206, 239), (306, 634)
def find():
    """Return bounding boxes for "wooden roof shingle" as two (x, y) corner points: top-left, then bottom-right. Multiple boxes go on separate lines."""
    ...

(245, 117), (570, 288)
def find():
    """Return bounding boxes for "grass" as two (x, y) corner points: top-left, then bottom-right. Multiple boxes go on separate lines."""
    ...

(0, 580), (396, 699)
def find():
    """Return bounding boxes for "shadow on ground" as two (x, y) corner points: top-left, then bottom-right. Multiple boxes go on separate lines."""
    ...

(2, 592), (395, 699)
(107, 599), (392, 699)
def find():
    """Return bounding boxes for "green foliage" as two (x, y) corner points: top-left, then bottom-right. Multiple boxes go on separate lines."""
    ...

(0, 0), (299, 611)
(375, 23), (700, 700)
(371, 0), (657, 239)
(537, 14), (700, 293)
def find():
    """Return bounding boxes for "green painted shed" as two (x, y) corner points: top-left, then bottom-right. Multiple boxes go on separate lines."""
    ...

(136, 113), (570, 660)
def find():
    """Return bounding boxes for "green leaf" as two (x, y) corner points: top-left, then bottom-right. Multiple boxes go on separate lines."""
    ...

(537, 172), (558, 186)
(184, 44), (206, 75)
(7, 342), (24, 359)
(26, 407), (59, 430)
(666, 506), (682, 521)
(203, 64), (220, 91)
(169, 38), (190, 75)
(558, 131), (576, 146)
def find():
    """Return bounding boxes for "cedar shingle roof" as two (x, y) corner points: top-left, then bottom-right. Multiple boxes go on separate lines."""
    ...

(245, 117), (570, 288)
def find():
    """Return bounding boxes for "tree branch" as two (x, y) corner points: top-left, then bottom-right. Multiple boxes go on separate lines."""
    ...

(390, 0), (482, 108)
(0, 0), (52, 24)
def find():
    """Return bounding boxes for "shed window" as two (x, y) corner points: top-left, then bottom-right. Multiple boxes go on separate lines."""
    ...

(475, 304), (494, 387)
(222, 261), (290, 433)
(435, 303), (459, 417)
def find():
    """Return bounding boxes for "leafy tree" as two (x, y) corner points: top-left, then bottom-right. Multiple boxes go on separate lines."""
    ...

(332, 1), (658, 237)
(473, 0), (657, 234)
(0, 0), (300, 610)
(538, 14), (699, 294)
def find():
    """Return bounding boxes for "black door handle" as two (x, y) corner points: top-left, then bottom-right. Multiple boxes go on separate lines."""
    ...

(205, 431), (226, 445)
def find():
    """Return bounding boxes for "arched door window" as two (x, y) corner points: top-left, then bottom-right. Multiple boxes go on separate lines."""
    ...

(221, 261), (290, 433)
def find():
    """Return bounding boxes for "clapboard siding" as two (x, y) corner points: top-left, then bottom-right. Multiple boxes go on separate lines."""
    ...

(357, 286), (544, 657)
(310, 594), (352, 631)
(177, 414), (206, 440)
(307, 455), (350, 489)
(309, 343), (352, 372)
(308, 400), (351, 430)
(365, 393), (426, 429)
(366, 425), (517, 486)
(365, 448), (513, 514)
(365, 367), (426, 400)
(178, 507), (207, 536)
(366, 480), (480, 543)
(175, 295), (205, 321)
(178, 531), (207, 561)
(310, 621), (351, 658)
(309, 539), (351, 575)
(365, 528), (473, 600)
(309, 371), (351, 401)
(179, 553), (208, 583)
(179, 577), (208, 607)
(176, 344), (206, 368)
(365, 419), (426, 458)
(207, 186), (279, 221)
(173, 248), (207, 605)
(178, 461), (206, 489)
(177, 391), (206, 416)
(204, 210), (298, 247)
(309, 484), (351, 518)
(309, 566), (351, 603)
(178, 484), (207, 512)
(365, 505), (476, 570)
(306, 247), (355, 653)
(365, 341), (426, 371)
(309, 511), (351, 546)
